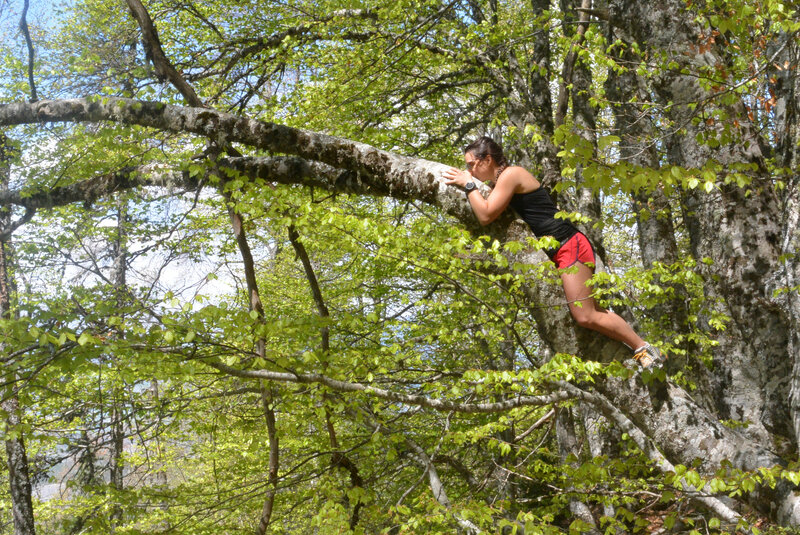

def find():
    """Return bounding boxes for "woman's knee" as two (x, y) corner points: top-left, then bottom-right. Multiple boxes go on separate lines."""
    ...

(569, 306), (597, 329)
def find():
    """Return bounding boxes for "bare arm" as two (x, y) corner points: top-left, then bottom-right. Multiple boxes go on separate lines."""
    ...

(443, 167), (530, 225)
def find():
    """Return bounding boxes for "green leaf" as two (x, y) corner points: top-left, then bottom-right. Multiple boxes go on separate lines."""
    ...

(77, 332), (92, 346)
(598, 134), (620, 151)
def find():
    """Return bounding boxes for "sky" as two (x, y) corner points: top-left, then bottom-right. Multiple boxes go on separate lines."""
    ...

(1, 0), (66, 43)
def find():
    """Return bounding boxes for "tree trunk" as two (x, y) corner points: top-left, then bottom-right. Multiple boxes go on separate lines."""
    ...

(603, 44), (703, 385)
(608, 0), (794, 444)
(768, 29), (800, 453)
(109, 199), (128, 528)
(0, 134), (36, 535)
(555, 407), (602, 534)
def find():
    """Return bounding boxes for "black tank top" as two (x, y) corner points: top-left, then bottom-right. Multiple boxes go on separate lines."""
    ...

(508, 187), (578, 256)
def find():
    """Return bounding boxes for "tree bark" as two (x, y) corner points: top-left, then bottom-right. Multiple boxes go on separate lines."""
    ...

(768, 31), (800, 454)
(603, 44), (701, 383)
(559, 0), (605, 260)
(608, 0), (794, 445)
(0, 135), (36, 535)
(108, 199), (128, 528)
(288, 225), (365, 529)
(555, 407), (602, 535)
(223, 192), (281, 534)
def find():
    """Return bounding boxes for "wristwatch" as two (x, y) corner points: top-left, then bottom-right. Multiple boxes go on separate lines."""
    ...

(464, 181), (478, 195)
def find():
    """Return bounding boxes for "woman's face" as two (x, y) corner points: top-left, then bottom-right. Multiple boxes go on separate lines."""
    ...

(464, 152), (493, 182)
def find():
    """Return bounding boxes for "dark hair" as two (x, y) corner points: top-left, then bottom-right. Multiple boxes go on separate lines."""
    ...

(465, 136), (508, 177)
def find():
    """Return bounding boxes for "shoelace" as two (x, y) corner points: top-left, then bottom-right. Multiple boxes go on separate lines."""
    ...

(632, 350), (652, 365)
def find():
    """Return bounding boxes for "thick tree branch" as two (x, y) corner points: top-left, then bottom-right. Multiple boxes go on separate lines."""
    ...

(555, 0), (592, 128)
(125, 0), (203, 107)
(0, 98), (490, 224)
(557, 381), (746, 527)
(591, 374), (800, 525)
(0, 163), (200, 209)
(0, 156), (457, 224)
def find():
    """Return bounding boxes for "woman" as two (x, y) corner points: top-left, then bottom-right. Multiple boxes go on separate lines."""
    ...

(443, 136), (664, 369)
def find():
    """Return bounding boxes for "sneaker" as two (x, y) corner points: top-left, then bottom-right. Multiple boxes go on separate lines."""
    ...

(632, 343), (665, 370)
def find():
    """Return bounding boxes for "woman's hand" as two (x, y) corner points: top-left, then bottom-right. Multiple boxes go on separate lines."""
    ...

(443, 167), (473, 188)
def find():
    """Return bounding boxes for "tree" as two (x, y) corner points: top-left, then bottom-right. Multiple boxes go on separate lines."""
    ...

(0, 0), (798, 532)
(0, 134), (35, 535)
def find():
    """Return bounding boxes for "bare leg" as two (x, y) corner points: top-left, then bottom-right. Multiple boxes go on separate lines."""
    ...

(560, 262), (645, 350)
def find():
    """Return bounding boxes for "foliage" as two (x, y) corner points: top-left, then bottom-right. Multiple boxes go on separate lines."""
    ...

(0, 0), (798, 533)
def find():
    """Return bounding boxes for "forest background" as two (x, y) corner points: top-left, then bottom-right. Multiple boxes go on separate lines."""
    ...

(0, 0), (799, 533)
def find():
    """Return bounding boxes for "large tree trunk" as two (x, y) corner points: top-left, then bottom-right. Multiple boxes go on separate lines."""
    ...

(607, 0), (794, 445)
(603, 43), (708, 398)
(768, 27), (800, 455)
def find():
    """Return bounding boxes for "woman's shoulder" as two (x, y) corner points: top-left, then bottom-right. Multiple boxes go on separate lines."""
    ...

(500, 166), (540, 193)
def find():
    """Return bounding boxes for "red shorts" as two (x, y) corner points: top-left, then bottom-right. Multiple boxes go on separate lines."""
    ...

(552, 232), (595, 270)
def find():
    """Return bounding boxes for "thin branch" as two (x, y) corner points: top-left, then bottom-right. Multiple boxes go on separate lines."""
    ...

(0, 207), (35, 241)
(287, 225), (330, 351)
(257, 384), (279, 535)
(203, 10), (378, 80)
(200, 358), (574, 413)
(283, 231), (364, 521)
(220, 182), (279, 534)
(359, 408), (481, 534)
(19, 0), (37, 102)
(514, 408), (555, 442)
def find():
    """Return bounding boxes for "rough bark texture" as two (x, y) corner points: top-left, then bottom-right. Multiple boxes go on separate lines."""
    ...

(607, 0), (794, 447)
(108, 201), (128, 527)
(1, 396), (36, 535)
(769, 30), (800, 459)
